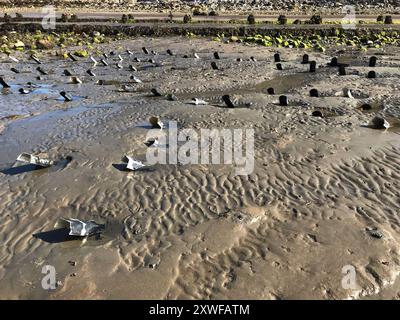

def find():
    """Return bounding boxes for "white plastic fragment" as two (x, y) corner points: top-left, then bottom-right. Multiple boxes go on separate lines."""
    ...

(124, 156), (146, 171)
(118, 84), (134, 92)
(343, 88), (354, 99)
(62, 218), (104, 236)
(189, 98), (208, 105)
(90, 56), (98, 66)
(16, 153), (54, 167)
(19, 88), (31, 94)
(131, 75), (142, 83)
(9, 55), (19, 63)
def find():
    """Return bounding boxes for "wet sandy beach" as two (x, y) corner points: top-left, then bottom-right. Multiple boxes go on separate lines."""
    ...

(1, 36), (400, 299)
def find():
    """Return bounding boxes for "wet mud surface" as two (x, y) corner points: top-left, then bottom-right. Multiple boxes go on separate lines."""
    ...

(1, 36), (400, 299)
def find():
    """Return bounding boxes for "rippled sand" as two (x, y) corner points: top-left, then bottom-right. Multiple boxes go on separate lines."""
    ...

(0, 37), (400, 299)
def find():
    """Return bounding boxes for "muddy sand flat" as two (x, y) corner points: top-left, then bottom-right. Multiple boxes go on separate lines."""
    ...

(0, 36), (400, 299)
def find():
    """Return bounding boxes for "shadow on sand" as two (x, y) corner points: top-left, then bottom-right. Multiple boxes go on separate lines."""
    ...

(112, 163), (155, 172)
(32, 228), (81, 244)
(0, 164), (45, 176)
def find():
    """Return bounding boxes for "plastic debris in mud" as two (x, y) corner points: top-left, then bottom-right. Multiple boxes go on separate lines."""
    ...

(367, 71), (376, 79)
(267, 87), (275, 95)
(71, 76), (82, 84)
(64, 69), (73, 76)
(166, 49), (174, 56)
(366, 227), (384, 239)
(309, 61), (316, 72)
(144, 137), (159, 147)
(0, 76), (11, 88)
(151, 88), (162, 97)
(369, 116), (390, 129)
(62, 218), (105, 237)
(211, 61), (219, 70)
(343, 88), (354, 99)
(149, 116), (165, 129)
(60, 91), (73, 102)
(68, 52), (78, 62)
(27, 82), (39, 88)
(68, 260), (77, 266)
(8, 55), (19, 63)
(369, 56), (377, 67)
(213, 51), (220, 60)
(16, 152), (55, 167)
(189, 98), (208, 105)
(87, 69), (96, 77)
(360, 104), (372, 111)
(310, 88), (319, 97)
(274, 53), (281, 63)
(30, 54), (42, 64)
(36, 66), (48, 75)
(329, 57), (338, 67)
(276, 63), (283, 71)
(90, 56), (98, 66)
(129, 65), (137, 72)
(166, 94), (178, 101)
(312, 110), (324, 118)
(142, 47), (149, 54)
(222, 95), (236, 108)
(279, 95), (288, 106)
(339, 65), (346, 76)
(123, 156), (147, 171)
(302, 54), (309, 64)
(11, 67), (20, 74)
(18, 88), (30, 94)
(130, 75), (142, 83)
(97, 80), (107, 85)
(118, 84), (134, 92)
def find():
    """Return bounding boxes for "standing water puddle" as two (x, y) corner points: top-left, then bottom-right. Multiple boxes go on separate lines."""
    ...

(1, 83), (86, 101)
(1, 83), (55, 95)
(0, 103), (117, 165)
